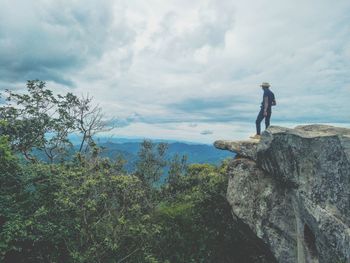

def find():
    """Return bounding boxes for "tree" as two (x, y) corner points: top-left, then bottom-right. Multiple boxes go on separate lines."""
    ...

(0, 80), (277, 262)
(153, 162), (277, 263)
(0, 80), (112, 162)
(73, 94), (112, 153)
(0, 150), (159, 263)
(134, 140), (168, 187)
(0, 80), (77, 162)
(167, 153), (188, 195)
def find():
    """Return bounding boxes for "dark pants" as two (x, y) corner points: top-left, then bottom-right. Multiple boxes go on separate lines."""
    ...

(256, 108), (271, 135)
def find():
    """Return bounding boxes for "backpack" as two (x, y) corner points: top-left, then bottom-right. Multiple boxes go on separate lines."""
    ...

(271, 93), (277, 106)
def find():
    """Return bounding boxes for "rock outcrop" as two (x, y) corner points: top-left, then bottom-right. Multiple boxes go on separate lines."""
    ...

(214, 125), (350, 263)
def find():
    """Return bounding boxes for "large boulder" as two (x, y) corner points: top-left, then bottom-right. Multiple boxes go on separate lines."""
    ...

(214, 125), (350, 263)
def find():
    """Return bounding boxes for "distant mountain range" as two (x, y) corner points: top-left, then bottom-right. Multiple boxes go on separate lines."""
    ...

(34, 137), (235, 172)
(97, 141), (234, 172)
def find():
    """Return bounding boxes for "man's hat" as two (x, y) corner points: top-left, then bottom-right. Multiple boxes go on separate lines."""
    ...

(260, 82), (270, 88)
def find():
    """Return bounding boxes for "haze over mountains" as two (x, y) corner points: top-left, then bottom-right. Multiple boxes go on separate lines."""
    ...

(96, 138), (234, 172)
(44, 135), (233, 172)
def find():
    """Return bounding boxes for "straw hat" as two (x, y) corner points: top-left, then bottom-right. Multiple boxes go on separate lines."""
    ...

(260, 82), (270, 88)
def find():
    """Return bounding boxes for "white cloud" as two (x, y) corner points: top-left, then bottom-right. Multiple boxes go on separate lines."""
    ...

(1, 0), (349, 143)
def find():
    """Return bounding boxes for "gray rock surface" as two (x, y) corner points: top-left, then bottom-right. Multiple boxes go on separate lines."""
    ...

(214, 139), (259, 160)
(214, 125), (350, 263)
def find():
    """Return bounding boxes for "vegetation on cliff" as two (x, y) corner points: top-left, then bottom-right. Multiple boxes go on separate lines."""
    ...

(0, 81), (274, 262)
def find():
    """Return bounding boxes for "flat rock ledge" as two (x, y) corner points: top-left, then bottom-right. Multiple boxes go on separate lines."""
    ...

(213, 139), (259, 160)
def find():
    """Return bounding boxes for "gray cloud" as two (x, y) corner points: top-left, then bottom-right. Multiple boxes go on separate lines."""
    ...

(170, 97), (236, 111)
(200, 130), (214, 135)
(147, 0), (235, 61)
(1, 0), (350, 142)
(110, 112), (145, 128)
(0, 0), (135, 89)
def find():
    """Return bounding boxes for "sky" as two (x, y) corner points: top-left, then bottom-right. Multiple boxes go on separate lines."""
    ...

(0, 0), (349, 144)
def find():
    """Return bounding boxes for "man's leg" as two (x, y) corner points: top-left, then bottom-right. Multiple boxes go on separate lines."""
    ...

(265, 110), (271, 129)
(255, 109), (264, 135)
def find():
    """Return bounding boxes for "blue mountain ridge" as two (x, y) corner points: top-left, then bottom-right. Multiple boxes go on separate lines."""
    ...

(98, 141), (234, 173)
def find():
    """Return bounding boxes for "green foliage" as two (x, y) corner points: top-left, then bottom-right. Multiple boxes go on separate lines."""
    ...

(0, 135), (16, 167)
(152, 163), (237, 263)
(0, 82), (275, 262)
(135, 140), (168, 187)
(0, 134), (21, 214)
(0, 141), (274, 262)
(0, 80), (76, 162)
(0, 157), (160, 262)
(152, 162), (275, 263)
(167, 153), (188, 195)
(0, 80), (110, 163)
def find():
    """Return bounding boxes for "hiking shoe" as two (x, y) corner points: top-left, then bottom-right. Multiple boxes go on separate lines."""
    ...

(249, 134), (261, 140)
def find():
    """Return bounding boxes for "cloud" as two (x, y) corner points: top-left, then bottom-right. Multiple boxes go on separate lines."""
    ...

(200, 130), (214, 135)
(112, 112), (144, 128)
(1, 0), (350, 142)
(0, 0), (135, 88)
(148, 0), (235, 58)
(168, 95), (255, 123)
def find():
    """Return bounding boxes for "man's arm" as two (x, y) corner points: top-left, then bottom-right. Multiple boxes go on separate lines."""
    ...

(264, 96), (268, 116)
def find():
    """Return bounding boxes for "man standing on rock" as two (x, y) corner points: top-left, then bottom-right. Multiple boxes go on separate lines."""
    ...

(251, 82), (276, 139)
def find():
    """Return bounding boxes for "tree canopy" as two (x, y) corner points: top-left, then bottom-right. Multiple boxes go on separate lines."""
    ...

(0, 81), (275, 263)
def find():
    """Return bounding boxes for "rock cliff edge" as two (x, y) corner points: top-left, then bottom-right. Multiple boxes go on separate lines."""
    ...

(214, 125), (350, 263)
